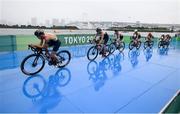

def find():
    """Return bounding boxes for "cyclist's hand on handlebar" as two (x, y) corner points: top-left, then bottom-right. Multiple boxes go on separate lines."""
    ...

(28, 44), (37, 48)
(28, 44), (34, 49)
(28, 44), (33, 47)
(28, 44), (42, 52)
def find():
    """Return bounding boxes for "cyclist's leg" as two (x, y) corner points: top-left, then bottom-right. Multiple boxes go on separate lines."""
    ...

(44, 44), (50, 57)
(102, 40), (108, 57)
(50, 40), (61, 64)
(134, 38), (138, 45)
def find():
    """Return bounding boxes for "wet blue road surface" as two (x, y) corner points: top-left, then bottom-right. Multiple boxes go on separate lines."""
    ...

(0, 42), (180, 113)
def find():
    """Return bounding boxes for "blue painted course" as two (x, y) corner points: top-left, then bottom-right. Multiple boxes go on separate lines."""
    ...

(0, 42), (180, 113)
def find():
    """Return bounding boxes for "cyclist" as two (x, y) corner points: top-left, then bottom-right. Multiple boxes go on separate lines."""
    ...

(160, 34), (165, 41)
(114, 30), (124, 45)
(93, 28), (103, 44)
(94, 28), (109, 57)
(164, 34), (171, 45)
(145, 32), (154, 42)
(132, 29), (141, 45)
(31, 29), (61, 65)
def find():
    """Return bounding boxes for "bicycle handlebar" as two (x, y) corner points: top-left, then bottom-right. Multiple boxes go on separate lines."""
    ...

(28, 45), (38, 52)
(28, 45), (47, 53)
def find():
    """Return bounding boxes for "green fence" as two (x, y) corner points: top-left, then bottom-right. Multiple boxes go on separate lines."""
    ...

(0, 35), (16, 51)
(0, 34), (130, 52)
(0, 34), (179, 52)
(16, 35), (39, 50)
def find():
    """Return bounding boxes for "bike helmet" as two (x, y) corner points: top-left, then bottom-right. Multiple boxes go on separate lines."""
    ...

(34, 29), (45, 37)
(114, 29), (118, 32)
(161, 34), (165, 37)
(148, 32), (152, 37)
(96, 27), (102, 33)
(134, 29), (138, 32)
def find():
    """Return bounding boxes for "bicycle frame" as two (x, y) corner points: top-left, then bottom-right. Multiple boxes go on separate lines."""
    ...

(90, 40), (107, 53)
(29, 45), (54, 62)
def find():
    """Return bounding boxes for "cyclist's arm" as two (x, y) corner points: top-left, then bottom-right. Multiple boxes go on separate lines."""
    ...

(40, 39), (44, 46)
(32, 39), (46, 48)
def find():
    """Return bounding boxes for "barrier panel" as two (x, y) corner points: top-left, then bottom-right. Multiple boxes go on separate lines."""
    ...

(0, 34), (178, 52)
(16, 35), (39, 50)
(0, 35), (16, 51)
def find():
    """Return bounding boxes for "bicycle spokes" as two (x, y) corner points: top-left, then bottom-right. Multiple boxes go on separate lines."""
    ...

(56, 51), (71, 68)
(32, 56), (40, 67)
(21, 54), (45, 75)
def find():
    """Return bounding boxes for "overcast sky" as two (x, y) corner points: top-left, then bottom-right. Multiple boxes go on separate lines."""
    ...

(0, 0), (180, 25)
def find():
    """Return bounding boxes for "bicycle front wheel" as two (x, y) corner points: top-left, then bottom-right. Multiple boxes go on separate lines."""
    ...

(136, 41), (141, 50)
(87, 46), (98, 61)
(21, 54), (45, 75)
(119, 42), (125, 52)
(158, 41), (163, 48)
(109, 43), (116, 54)
(129, 41), (134, 50)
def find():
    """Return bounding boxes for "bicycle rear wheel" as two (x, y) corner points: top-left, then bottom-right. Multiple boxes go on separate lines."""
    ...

(56, 50), (71, 68)
(21, 54), (45, 75)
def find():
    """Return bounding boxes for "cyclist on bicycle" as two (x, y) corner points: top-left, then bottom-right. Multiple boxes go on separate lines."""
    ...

(164, 34), (171, 45)
(145, 32), (154, 42)
(160, 34), (165, 41)
(32, 29), (61, 65)
(94, 28), (109, 57)
(93, 28), (103, 44)
(114, 30), (123, 45)
(132, 29), (141, 45)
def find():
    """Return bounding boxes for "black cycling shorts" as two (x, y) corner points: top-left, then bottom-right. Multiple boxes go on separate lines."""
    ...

(120, 35), (123, 40)
(47, 39), (61, 52)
